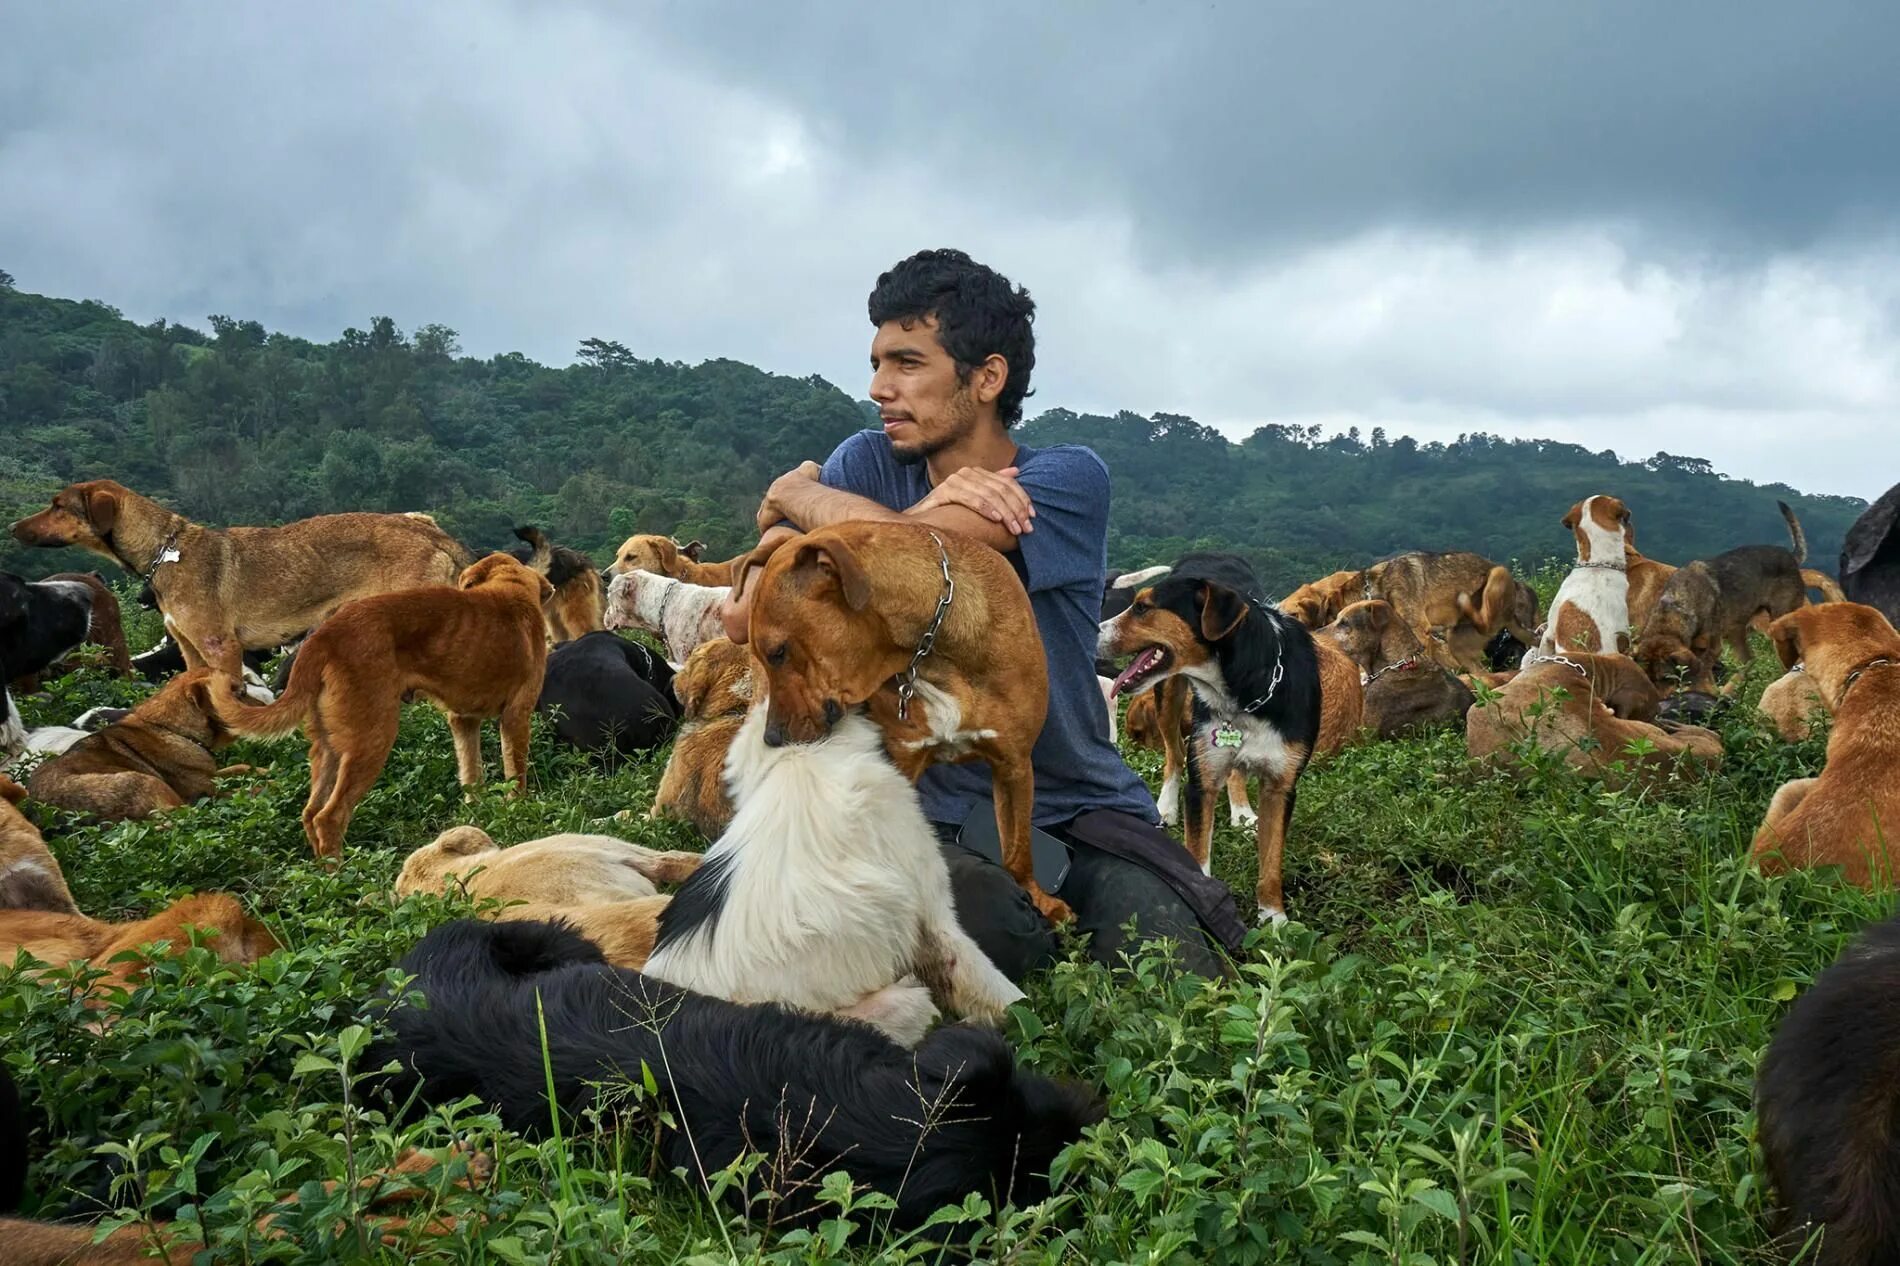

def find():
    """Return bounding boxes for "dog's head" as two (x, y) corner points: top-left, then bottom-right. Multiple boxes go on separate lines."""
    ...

(1562, 495), (1632, 563)
(9, 480), (137, 556)
(1632, 580), (1712, 690)
(1097, 573), (1255, 699)
(154, 668), (243, 750)
(610, 534), (702, 578)
(1768, 602), (1900, 710)
(1121, 687), (1163, 749)
(673, 637), (754, 720)
(396, 825), (500, 898)
(1324, 599), (1412, 670)
(0, 774), (25, 807)
(746, 531), (888, 745)
(1279, 570), (1361, 629)
(458, 552), (554, 605)
(602, 569), (659, 633)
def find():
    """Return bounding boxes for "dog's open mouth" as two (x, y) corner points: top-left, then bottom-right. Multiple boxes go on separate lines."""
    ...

(1109, 646), (1171, 697)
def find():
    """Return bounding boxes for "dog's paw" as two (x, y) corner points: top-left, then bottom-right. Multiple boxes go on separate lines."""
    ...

(1156, 777), (1181, 826)
(1229, 804), (1258, 829)
(1256, 905), (1287, 927)
(1033, 890), (1075, 924)
(841, 979), (939, 1047)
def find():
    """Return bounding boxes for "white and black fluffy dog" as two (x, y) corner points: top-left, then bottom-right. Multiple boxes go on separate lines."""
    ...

(642, 699), (1024, 1046)
(0, 573), (95, 754)
(367, 919), (1102, 1227)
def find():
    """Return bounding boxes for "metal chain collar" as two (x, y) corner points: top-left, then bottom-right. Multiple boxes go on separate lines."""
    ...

(1521, 648), (1588, 678)
(1842, 656), (1894, 699)
(895, 531), (955, 720)
(1573, 558), (1628, 571)
(1365, 654), (1422, 685)
(141, 522), (185, 586)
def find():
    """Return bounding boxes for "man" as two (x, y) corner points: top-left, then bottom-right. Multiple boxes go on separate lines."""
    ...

(722, 248), (1238, 978)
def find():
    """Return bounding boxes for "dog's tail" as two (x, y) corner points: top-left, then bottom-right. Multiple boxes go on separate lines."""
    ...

(513, 526), (554, 576)
(1757, 913), (1900, 1264)
(1779, 500), (1809, 565)
(208, 661), (315, 740)
(1801, 568), (1846, 603)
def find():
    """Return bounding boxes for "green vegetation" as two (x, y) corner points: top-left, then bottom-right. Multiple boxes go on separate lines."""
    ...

(2, 593), (1865, 1264)
(0, 281), (1865, 593)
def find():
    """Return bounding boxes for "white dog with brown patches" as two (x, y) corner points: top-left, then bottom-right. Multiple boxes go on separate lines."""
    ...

(1541, 495), (1634, 655)
(602, 569), (729, 666)
(640, 699), (1024, 1047)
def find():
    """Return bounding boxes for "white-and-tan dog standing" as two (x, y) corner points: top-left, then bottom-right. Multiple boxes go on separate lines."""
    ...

(1542, 495), (1634, 655)
(602, 570), (728, 665)
(640, 701), (1023, 1047)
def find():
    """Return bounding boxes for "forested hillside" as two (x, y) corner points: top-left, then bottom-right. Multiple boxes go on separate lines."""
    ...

(0, 276), (1865, 592)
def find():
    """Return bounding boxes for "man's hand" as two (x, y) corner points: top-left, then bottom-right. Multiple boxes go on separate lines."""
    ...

(720, 567), (754, 644)
(914, 466), (1036, 536)
(755, 461), (823, 534)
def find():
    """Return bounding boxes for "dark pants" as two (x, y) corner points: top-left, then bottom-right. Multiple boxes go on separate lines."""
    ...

(934, 814), (1227, 981)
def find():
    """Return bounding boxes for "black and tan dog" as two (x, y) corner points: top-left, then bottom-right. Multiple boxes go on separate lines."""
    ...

(26, 669), (253, 820)
(1325, 600), (1475, 739)
(1632, 501), (1837, 695)
(1099, 554), (1321, 923)
(0, 572), (94, 753)
(6, 572), (132, 692)
(10, 480), (472, 678)
(510, 526), (604, 644)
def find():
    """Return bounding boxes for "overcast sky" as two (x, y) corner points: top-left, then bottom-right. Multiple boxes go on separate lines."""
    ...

(3, 2), (1898, 499)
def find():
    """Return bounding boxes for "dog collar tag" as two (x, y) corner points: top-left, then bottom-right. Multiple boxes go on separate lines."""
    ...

(1213, 725), (1244, 749)
(158, 547), (181, 565)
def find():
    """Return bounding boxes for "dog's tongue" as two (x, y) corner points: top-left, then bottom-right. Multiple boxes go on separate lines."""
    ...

(1110, 648), (1161, 697)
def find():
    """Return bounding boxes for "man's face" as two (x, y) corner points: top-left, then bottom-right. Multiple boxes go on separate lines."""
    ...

(868, 315), (979, 465)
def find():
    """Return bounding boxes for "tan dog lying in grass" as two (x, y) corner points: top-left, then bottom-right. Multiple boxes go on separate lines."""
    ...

(651, 637), (754, 838)
(1465, 650), (1722, 787)
(1751, 603), (1900, 886)
(0, 891), (277, 999)
(26, 669), (258, 821)
(0, 775), (76, 914)
(396, 824), (702, 968)
(1757, 667), (1831, 742)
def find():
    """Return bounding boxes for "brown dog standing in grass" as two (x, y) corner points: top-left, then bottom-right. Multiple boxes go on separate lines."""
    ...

(9, 479), (472, 679)
(210, 554), (552, 860)
(1751, 603), (1900, 886)
(27, 669), (247, 820)
(743, 520), (1063, 921)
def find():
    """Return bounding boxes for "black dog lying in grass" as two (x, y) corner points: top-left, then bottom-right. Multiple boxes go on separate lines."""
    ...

(1756, 911), (1900, 1264)
(367, 919), (1102, 1226)
(536, 630), (679, 763)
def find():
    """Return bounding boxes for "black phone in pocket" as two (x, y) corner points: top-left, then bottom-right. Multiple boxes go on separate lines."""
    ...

(956, 800), (1072, 895)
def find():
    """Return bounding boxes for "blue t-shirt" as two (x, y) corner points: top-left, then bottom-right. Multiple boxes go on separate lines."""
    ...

(816, 430), (1158, 827)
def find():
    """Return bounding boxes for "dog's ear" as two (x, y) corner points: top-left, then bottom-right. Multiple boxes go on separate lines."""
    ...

(681, 539), (706, 562)
(652, 538), (679, 572)
(1562, 505), (1582, 533)
(1769, 613), (1804, 671)
(1198, 582), (1250, 642)
(536, 574), (556, 604)
(0, 774), (26, 806)
(433, 825), (497, 856)
(792, 539), (873, 611)
(1366, 601), (1393, 633)
(737, 535), (792, 596)
(83, 486), (120, 535)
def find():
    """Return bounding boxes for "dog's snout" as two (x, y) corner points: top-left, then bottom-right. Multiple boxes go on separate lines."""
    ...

(822, 698), (843, 726)
(764, 722), (788, 748)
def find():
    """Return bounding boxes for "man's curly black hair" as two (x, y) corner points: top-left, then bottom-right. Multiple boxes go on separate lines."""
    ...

(868, 249), (1037, 427)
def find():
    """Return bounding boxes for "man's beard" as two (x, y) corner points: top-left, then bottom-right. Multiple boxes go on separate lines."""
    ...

(890, 388), (979, 466)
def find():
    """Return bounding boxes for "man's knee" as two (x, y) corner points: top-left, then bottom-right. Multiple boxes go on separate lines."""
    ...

(1062, 847), (1227, 978)
(939, 842), (1058, 984)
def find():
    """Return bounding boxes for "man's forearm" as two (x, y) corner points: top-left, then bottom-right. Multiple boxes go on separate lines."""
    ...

(772, 478), (904, 532)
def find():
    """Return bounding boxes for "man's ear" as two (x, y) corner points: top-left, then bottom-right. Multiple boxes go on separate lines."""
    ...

(971, 352), (1009, 406)
(681, 540), (706, 562)
(1198, 582), (1250, 642)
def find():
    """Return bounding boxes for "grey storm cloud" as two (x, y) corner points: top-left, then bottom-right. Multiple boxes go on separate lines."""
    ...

(1, 1), (1897, 499)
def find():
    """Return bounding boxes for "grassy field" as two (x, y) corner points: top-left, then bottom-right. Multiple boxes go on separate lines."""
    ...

(3, 596), (1873, 1265)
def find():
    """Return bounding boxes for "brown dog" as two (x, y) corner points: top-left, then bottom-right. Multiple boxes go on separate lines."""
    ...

(209, 554), (552, 860)
(26, 669), (245, 820)
(6, 572), (133, 691)
(0, 775), (77, 914)
(744, 521), (1063, 921)
(1466, 650), (1721, 786)
(1279, 569), (1363, 629)
(1363, 551), (1538, 671)
(1757, 666), (1831, 742)
(609, 534), (744, 586)
(1326, 600), (1476, 739)
(512, 526), (604, 644)
(1623, 543), (1677, 634)
(1632, 501), (1815, 695)
(651, 638), (754, 838)
(0, 891), (277, 998)
(1750, 603), (1900, 886)
(9, 480), (472, 678)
